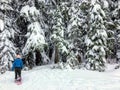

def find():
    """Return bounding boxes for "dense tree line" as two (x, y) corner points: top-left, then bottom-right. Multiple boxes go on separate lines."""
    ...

(0, 0), (120, 73)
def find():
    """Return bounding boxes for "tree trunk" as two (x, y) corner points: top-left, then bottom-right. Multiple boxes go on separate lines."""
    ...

(26, 52), (34, 69)
(35, 50), (42, 65)
(54, 45), (59, 63)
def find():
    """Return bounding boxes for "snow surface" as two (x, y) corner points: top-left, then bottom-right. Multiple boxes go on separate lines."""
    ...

(0, 64), (120, 90)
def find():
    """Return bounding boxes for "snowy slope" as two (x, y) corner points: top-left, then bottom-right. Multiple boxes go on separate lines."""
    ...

(0, 64), (120, 90)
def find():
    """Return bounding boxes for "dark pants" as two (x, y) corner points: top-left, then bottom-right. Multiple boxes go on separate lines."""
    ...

(15, 67), (21, 79)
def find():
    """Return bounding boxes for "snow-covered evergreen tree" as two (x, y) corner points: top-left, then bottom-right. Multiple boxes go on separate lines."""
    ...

(51, 3), (68, 64)
(0, 0), (16, 73)
(34, 0), (55, 63)
(102, 0), (120, 63)
(85, 0), (108, 71)
(110, 0), (120, 57)
(21, 1), (49, 68)
(104, 0), (118, 60)
(67, 0), (83, 68)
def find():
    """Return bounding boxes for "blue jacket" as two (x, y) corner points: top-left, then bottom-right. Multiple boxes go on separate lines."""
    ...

(12, 58), (23, 71)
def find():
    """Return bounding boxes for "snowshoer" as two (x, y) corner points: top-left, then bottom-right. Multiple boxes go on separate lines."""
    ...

(12, 54), (23, 82)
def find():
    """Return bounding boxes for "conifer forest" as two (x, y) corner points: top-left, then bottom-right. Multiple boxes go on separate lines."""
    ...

(0, 0), (120, 73)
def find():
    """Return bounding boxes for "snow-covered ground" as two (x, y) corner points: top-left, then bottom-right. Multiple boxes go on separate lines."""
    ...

(0, 64), (120, 90)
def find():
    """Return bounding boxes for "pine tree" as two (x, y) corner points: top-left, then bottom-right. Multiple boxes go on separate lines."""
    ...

(51, 3), (68, 64)
(34, 0), (55, 63)
(12, 0), (28, 53)
(85, 0), (107, 71)
(20, 1), (49, 68)
(109, 0), (120, 60)
(0, 0), (16, 73)
(104, 0), (117, 60)
(103, 0), (120, 63)
(67, 0), (83, 68)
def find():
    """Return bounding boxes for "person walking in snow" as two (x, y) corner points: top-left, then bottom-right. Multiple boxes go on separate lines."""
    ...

(12, 54), (23, 81)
